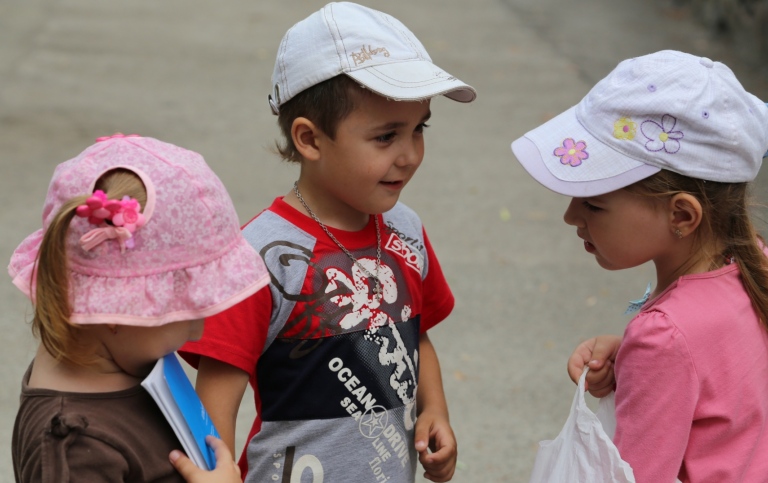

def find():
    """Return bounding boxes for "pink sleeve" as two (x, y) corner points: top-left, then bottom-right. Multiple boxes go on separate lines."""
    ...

(613, 310), (698, 482)
(179, 286), (271, 378)
(419, 229), (454, 333)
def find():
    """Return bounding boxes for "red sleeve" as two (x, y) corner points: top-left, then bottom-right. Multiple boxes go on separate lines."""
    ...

(419, 229), (454, 333)
(179, 285), (272, 378)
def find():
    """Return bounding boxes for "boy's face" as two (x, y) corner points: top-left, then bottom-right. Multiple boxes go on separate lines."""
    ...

(311, 94), (431, 222)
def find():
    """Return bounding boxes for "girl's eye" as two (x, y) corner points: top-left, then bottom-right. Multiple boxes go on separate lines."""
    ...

(415, 122), (430, 133)
(376, 132), (396, 143)
(582, 201), (602, 212)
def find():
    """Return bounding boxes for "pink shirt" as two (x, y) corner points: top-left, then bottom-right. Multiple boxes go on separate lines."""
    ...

(614, 262), (768, 482)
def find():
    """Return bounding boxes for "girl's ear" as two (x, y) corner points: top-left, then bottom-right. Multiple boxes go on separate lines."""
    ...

(292, 117), (322, 162)
(669, 193), (703, 238)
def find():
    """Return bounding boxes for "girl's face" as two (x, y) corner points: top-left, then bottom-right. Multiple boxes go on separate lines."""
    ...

(563, 189), (675, 271)
(102, 319), (204, 378)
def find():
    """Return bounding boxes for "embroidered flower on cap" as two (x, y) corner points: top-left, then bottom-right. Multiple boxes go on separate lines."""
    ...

(641, 114), (684, 154)
(613, 117), (637, 140)
(554, 138), (589, 167)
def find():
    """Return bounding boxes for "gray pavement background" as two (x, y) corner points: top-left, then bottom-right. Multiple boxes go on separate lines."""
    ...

(1, 1), (767, 482)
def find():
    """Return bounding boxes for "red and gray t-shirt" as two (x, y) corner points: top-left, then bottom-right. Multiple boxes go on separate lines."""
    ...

(181, 197), (454, 483)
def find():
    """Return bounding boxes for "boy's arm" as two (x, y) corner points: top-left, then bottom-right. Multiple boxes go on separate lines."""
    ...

(415, 332), (456, 482)
(195, 356), (250, 454)
(567, 335), (622, 397)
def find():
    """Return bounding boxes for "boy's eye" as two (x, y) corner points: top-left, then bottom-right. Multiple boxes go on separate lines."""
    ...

(415, 122), (430, 133)
(582, 201), (602, 212)
(376, 132), (396, 143)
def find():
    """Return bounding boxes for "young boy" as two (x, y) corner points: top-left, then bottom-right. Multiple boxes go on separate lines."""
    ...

(180, 3), (475, 482)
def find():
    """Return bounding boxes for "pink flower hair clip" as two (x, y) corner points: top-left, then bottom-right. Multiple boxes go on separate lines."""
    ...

(112, 196), (146, 236)
(75, 190), (122, 225)
(76, 191), (146, 252)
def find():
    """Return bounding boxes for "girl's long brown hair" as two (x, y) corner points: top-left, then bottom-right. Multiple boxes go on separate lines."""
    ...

(627, 170), (768, 330)
(33, 169), (146, 365)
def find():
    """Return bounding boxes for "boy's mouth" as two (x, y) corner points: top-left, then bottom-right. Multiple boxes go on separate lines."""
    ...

(380, 180), (404, 189)
(584, 240), (596, 253)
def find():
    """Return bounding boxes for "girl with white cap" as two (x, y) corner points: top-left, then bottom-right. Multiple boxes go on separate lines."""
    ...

(512, 50), (768, 481)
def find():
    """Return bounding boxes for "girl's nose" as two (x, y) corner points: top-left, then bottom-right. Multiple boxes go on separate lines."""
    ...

(563, 198), (584, 227)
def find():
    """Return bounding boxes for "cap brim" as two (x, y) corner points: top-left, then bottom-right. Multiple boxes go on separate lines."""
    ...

(510, 107), (660, 197)
(9, 229), (271, 327)
(347, 60), (476, 103)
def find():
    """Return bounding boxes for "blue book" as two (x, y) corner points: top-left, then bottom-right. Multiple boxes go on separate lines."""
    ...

(141, 353), (219, 470)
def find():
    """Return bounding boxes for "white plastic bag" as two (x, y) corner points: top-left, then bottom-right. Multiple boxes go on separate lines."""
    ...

(528, 368), (635, 483)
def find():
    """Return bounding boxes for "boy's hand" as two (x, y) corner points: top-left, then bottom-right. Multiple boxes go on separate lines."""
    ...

(169, 436), (242, 483)
(567, 335), (622, 398)
(414, 410), (457, 482)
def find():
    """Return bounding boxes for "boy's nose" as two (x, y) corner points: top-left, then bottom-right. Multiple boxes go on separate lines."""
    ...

(396, 139), (422, 167)
(563, 198), (584, 227)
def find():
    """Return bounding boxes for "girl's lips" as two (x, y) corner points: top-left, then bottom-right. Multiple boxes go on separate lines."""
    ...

(584, 240), (596, 254)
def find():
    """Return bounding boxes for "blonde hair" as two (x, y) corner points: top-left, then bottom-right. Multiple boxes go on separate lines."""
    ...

(627, 170), (768, 330)
(33, 169), (147, 365)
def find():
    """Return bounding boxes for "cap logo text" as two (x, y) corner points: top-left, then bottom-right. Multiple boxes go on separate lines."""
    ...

(351, 45), (390, 66)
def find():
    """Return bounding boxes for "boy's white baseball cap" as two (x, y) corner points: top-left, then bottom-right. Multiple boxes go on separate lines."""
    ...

(268, 1), (476, 114)
(511, 50), (768, 197)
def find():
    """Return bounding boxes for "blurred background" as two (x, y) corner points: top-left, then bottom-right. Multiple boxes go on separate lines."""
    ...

(1, 0), (767, 481)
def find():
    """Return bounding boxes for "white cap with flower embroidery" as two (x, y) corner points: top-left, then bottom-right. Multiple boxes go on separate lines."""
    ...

(511, 50), (768, 197)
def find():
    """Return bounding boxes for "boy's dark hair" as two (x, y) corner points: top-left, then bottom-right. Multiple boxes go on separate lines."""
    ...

(275, 74), (368, 163)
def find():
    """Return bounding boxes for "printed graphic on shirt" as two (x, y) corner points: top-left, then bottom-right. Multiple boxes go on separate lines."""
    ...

(259, 236), (420, 340)
(385, 219), (425, 255)
(252, 321), (420, 481)
(241, 205), (437, 483)
(384, 232), (423, 275)
(257, 317), (420, 421)
(247, 223), (423, 482)
(251, 405), (418, 482)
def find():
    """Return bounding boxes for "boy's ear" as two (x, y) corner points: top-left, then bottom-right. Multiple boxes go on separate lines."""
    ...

(668, 193), (703, 238)
(292, 117), (322, 162)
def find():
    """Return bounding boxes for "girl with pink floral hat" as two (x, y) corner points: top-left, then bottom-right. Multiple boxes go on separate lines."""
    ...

(8, 134), (270, 482)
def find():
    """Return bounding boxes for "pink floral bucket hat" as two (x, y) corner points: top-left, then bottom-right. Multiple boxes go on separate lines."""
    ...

(8, 134), (270, 326)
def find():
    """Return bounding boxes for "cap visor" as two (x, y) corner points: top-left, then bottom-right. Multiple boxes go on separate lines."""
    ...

(9, 227), (271, 327)
(510, 107), (660, 197)
(347, 60), (476, 102)
(68, 236), (271, 327)
(511, 137), (660, 197)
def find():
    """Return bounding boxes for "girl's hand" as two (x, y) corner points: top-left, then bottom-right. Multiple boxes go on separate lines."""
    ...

(415, 410), (457, 482)
(169, 436), (241, 483)
(567, 335), (622, 397)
